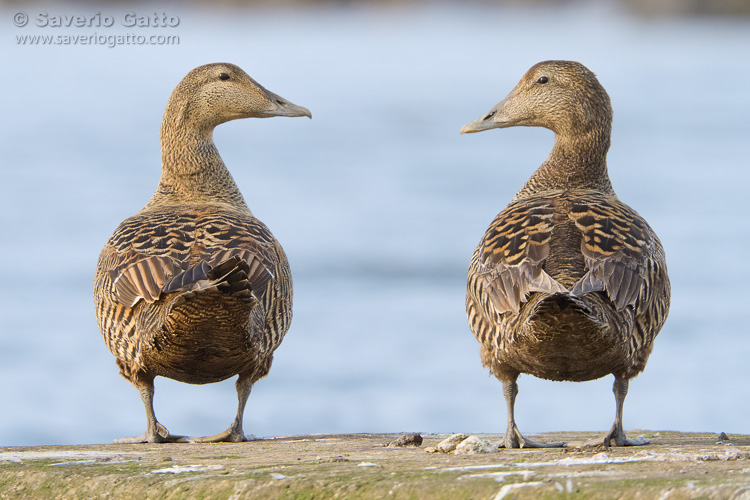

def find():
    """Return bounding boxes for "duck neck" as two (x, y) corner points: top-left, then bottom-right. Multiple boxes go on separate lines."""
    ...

(146, 103), (248, 209)
(514, 127), (614, 200)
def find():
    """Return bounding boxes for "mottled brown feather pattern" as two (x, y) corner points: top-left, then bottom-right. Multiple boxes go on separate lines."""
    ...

(467, 190), (669, 379)
(462, 60), (670, 448)
(94, 205), (292, 379)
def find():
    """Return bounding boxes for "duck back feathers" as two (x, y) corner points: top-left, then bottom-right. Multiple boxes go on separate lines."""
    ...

(94, 205), (292, 384)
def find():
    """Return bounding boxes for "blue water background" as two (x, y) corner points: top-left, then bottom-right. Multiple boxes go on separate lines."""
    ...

(1, 2), (749, 446)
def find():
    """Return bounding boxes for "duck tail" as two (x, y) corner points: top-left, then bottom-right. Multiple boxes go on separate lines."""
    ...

(528, 292), (600, 326)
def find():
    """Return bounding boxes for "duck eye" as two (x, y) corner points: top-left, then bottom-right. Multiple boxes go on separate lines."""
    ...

(219, 73), (230, 81)
(537, 76), (549, 84)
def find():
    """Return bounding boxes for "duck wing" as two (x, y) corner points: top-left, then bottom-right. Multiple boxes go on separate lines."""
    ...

(162, 250), (273, 300)
(568, 194), (661, 311)
(101, 209), (276, 309)
(472, 194), (567, 316)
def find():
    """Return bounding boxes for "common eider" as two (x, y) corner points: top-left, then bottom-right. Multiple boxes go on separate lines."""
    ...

(94, 63), (311, 443)
(461, 60), (670, 448)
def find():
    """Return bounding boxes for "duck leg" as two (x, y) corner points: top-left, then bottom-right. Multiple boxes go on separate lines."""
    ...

(115, 375), (183, 444)
(602, 377), (649, 446)
(501, 375), (565, 448)
(189, 373), (254, 443)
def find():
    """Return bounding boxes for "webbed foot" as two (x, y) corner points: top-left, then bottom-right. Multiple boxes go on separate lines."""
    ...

(600, 425), (650, 447)
(114, 422), (185, 444)
(178, 422), (253, 443)
(503, 426), (566, 449)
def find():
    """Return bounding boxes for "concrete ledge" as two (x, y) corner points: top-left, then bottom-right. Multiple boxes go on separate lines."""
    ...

(2, 431), (750, 499)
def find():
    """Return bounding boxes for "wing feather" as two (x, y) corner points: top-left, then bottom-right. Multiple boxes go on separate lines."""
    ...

(102, 208), (278, 308)
(474, 194), (567, 315)
(207, 250), (274, 300)
(569, 196), (655, 311)
(113, 256), (179, 307)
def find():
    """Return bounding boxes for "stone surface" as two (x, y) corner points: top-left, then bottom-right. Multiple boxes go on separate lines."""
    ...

(436, 433), (469, 453)
(2, 432), (750, 499)
(387, 433), (423, 447)
(454, 435), (500, 454)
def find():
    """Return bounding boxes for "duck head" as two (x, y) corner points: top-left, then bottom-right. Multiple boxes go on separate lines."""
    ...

(164, 62), (311, 133)
(460, 60), (611, 137)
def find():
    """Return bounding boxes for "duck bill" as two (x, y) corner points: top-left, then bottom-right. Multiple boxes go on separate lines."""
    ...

(460, 94), (519, 134)
(260, 89), (312, 119)
(460, 114), (500, 134)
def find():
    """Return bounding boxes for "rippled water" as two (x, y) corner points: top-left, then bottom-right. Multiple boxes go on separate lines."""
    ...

(1, 2), (749, 446)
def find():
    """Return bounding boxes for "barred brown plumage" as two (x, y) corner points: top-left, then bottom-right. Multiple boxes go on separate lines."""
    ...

(93, 63), (310, 443)
(462, 61), (670, 449)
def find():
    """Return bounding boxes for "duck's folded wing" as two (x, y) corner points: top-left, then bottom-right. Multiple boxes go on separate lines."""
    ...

(111, 255), (180, 307)
(100, 213), (194, 307)
(475, 195), (567, 315)
(161, 249), (273, 300)
(103, 210), (275, 305)
(109, 249), (274, 309)
(569, 197), (658, 311)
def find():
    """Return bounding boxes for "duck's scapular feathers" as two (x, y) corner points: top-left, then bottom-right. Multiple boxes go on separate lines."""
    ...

(94, 63), (310, 443)
(462, 60), (670, 448)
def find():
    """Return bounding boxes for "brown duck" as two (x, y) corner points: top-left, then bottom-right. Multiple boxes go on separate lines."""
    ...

(461, 60), (670, 448)
(94, 63), (311, 443)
